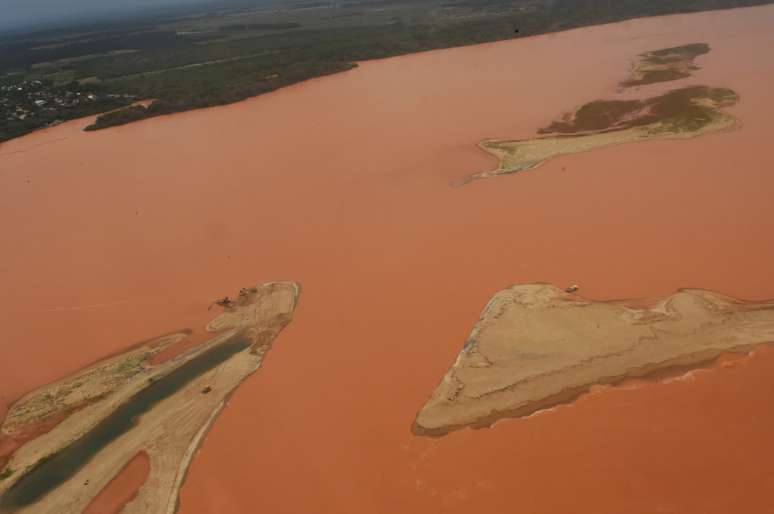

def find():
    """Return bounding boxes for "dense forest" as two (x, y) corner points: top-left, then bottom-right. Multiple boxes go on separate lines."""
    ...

(2, 0), (773, 141)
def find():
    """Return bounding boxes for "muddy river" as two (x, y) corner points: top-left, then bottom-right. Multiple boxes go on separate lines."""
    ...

(1, 5), (774, 513)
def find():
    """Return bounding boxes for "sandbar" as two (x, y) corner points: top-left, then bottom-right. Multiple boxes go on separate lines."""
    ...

(414, 284), (774, 436)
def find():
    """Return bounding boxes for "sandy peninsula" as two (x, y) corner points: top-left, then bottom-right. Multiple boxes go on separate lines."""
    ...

(0, 282), (299, 514)
(413, 284), (774, 436)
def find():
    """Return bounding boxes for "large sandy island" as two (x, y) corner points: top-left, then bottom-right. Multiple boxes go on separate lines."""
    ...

(414, 284), (774, 436)
(2, 5), (774, 514)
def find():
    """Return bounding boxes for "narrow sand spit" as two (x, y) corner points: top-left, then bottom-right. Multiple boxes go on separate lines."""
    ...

(1, 5), (774, 514)
(413, 284), (774, 436)
(0, 283), (299, 514)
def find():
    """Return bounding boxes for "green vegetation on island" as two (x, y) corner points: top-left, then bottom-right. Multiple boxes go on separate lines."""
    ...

(621, 42), (711, 87)
(539, 85), (738, 135)
(464, 41), (740, 185)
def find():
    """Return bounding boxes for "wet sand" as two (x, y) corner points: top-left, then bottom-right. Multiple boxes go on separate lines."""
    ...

(1, 5), (774, 514)
(82, 452), (149, 514)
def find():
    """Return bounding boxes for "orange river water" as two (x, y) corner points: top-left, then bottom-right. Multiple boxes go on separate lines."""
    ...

(1, 5), (774, 513)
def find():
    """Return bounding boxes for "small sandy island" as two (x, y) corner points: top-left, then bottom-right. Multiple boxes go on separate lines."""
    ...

(462, 43), (739, 184)
(413, 284), (774, 437)
(0, 281), (299, 514)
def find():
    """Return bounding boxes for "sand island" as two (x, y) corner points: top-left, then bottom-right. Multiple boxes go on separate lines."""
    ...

(0, 282), (300, 514)
(413, 284), (774, 437)
(463, 43), (739, 184)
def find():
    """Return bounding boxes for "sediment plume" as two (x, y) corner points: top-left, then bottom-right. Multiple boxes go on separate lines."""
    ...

(2, 6), (774, 514)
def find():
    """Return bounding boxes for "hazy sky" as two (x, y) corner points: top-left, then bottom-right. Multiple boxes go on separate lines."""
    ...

(0, 0), (215, 31)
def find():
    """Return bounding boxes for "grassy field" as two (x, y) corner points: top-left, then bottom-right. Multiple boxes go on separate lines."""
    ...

(1, 0), (772, 141)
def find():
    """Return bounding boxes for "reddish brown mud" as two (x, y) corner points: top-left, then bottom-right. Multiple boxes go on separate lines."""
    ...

(82, 451), (150, 514)
(1, 5), (774, 514)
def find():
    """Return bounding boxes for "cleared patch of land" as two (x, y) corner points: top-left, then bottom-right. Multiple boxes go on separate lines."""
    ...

(621, 42), (709, 87)
(463, 84), (739, 184)
(0, 282), (299, 514)
(413, 284), (774, 437)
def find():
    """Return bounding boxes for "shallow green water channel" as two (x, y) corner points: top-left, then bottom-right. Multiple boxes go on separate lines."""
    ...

(0, 336), (250, 512)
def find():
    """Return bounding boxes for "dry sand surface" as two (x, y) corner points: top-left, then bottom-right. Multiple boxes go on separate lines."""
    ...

(2, 5), (774, 514)
(414, 284), (774, 436)
(0, 283), (299, 514)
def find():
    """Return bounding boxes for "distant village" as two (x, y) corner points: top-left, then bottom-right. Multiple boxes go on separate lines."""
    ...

(0, 80), (134, 124)
(0, 79), (135, 141)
